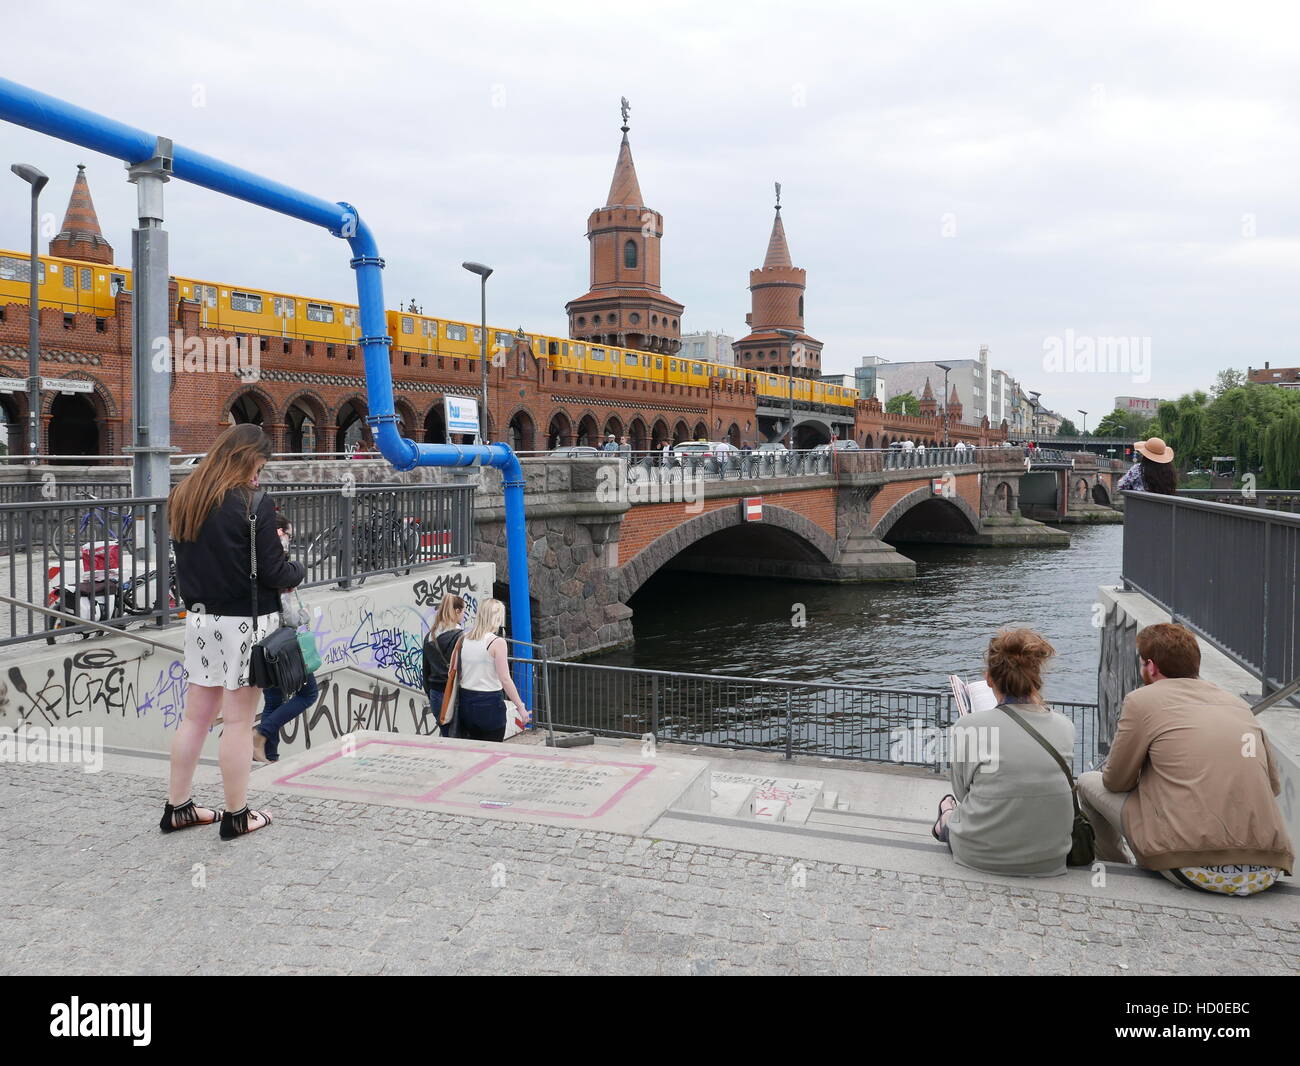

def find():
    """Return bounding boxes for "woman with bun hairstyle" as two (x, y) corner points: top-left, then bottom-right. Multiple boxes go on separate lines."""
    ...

(932, 628), (1077, 876)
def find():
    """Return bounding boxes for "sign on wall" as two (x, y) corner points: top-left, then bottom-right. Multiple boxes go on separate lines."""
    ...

(444, 396), (480, 437)
(741, 497), (763, 522)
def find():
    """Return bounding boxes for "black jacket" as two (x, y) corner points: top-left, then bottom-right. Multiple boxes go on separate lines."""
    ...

(422, 629), (461, 695)
(174, 488), (305, 616)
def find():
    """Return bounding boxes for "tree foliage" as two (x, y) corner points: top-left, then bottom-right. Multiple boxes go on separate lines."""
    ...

(1057, 417), (1078, 436)
(885, 392), (919, 416)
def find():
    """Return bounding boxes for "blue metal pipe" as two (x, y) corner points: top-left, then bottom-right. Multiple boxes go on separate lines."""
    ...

(0, 76), (534, 707)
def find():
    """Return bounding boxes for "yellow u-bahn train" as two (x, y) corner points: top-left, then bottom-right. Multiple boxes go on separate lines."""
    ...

(0, 249), (860, 410)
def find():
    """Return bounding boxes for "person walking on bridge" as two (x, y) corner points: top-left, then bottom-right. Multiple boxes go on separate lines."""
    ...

(457, 598), (531, 742)
(163, 423), (305, 839)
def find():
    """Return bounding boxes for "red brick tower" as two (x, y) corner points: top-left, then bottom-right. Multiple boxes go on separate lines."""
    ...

(49, 165), (113, 264)
(946, 384), (963, 423)
(733, 186), (822, 378)
(919, 378), (937, 417)
(566, 101), (684, 353)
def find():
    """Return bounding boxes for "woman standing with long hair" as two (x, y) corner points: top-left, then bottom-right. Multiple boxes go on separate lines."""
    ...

(1117, 437), (1178, 495)
(163, 423), (305, 839)
(457, 598), (530, 742)
(422, 593), (466, 737)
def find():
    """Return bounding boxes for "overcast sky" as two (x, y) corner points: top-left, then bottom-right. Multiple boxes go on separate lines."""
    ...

(3, 0), (1299, 423)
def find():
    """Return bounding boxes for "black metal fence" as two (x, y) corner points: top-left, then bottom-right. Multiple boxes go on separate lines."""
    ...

(1122, 490), (1300, 694)
(0, 483), (475, 645)
(519, 658), (1100, 773)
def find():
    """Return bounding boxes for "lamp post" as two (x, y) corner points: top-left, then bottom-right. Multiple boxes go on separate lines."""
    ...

(11, 163), (47, 463)
(1028, 391), (1041, 440)
(935, 362), (952, 446)
(462, 261), (492, 441)
(775, 328), (800, 450)
(1077, 409), (1087, 435)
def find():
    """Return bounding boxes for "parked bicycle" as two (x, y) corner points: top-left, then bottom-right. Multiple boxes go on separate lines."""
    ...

(54, 489), (137, 554)
(44, 550), (179, 644)
(303, 491), (424, 586)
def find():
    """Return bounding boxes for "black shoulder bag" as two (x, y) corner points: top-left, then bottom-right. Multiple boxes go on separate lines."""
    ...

(998, 704), (1096, 867)
(246, 491), (308, 694)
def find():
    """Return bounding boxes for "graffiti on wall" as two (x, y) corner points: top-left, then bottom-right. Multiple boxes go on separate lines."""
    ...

(0, 567), (488, 739)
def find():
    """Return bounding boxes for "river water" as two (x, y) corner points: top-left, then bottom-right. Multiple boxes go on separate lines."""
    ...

(589, 523), (1123, 705)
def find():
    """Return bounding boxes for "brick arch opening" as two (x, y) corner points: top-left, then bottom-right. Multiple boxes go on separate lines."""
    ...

(393, 398), (418, 441)
(691, 420), (707, 441)
(284, 391), (327, 455)
(651, 419), (670, 449)
(226, 386), (275, 429)
(1092, 482), (1111, 506)
(620, 504), (837, 600)
(424, 402), (447, 444)
(335, 396), (369, 453)
(576, 414), (599, 447)
(546, 410), (573, 449)
(873, 486), (981, 543)
(628, 417), (648, 451)
(672, 419), (689, 444)
(508, 407), (536, 452)
(48, 392), (105, 459)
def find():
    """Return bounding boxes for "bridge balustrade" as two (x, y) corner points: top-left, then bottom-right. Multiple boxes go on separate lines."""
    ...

(1122, 490), (1300, 694)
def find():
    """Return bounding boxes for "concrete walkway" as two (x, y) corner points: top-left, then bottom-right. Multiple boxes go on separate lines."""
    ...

(2, 745), (1297, 976)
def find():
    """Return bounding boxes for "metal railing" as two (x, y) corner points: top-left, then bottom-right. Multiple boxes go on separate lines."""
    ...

(513, 658), (1100, 773)
(0, 483), (475, 644)
(1122, 490), (1300, 695)
(1178, 488), (1300, 514)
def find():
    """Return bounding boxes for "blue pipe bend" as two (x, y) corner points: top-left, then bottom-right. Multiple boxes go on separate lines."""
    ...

(0, 76), (534, 709)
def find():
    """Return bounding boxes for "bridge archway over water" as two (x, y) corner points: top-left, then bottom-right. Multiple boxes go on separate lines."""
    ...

(873, 486), (981, 542)
(621, 504), (838, 599)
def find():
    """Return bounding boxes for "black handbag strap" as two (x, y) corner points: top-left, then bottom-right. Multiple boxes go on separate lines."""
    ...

(998, 704), (1082, 813)
(246, 489), (266, 621)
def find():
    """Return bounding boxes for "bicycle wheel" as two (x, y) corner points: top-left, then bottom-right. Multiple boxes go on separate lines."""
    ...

(399, 521), (422, 572)
(54, 515), (84, 556)
(305, 524), (342, 572)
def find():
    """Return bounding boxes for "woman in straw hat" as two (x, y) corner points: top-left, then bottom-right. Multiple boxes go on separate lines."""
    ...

(1117, 437), (1178, 495)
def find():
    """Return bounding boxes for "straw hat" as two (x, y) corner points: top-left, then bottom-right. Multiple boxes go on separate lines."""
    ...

(1134, 437), (1174, 464)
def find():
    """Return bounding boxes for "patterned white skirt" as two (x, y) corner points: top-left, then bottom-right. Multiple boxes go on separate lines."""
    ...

(183, 610), (280, 689)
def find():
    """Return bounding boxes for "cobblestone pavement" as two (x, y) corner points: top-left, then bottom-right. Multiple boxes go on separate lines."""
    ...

(2, 762), (1298, 976)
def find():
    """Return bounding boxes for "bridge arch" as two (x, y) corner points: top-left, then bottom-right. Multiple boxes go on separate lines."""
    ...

(873, 485), (981, 542)
(620, 504), (837, 600)
(545, 409), (573, 448)
(1092, 482), (1111, 506)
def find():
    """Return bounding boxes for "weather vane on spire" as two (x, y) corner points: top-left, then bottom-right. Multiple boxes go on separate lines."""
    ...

(775, 181), (782, 211)
(620, 96), (630, 131)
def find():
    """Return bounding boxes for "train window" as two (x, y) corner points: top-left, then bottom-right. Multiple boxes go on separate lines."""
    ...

(306, 302), (335, 323)
(563, 343), (569, 356)
(0, 256), (36, 283)
(473, 327), (482, 344)
(63, 266), (74, 288)
(343, 308), (357, 327)
(80, 268), (92, 290)
(655, 358), (662, 369)
(691, 363), (703, 374)
(625, 353), (638, 365)
(446, 324), (467, 341)
(668, 360), (677, 371)
(591, 348), (605, 361)
(272, 297), (295, 318)
(231, 291), (263, 313)
(421, 319), (437, 337)
(493, 331), (512, 347)
(402, 316), (414, 334)
(575, 344), (585, 356)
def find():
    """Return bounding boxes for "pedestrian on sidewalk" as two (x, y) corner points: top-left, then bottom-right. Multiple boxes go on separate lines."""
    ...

(421, 593), (467, 737)
(252, 513), (319, 764)
(1077, 624), (1292, 896)
(457, 598), (531, 742)
(164, 423), (305, 839)
(1117, 437), (1178, 495)
(932, 628), (1076, 876)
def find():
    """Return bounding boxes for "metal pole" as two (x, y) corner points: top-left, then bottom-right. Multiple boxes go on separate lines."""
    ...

(126, 139), (173, 499)
(479, 275), (488, 440)
(26, 182), (40, 462)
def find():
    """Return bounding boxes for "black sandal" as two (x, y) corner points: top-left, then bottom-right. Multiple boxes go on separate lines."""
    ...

(160, 798), (219, 833)
(932, 794), (957, 841)
(219, 805), (272, 840)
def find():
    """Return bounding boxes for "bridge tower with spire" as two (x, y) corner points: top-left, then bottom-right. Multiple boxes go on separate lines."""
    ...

(565, 99), (684, 353)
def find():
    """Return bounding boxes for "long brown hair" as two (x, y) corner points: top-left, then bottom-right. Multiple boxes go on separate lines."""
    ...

(169, 424), (272, 542)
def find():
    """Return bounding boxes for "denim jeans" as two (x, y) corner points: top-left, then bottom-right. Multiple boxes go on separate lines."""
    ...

(258, 673), (319, 760)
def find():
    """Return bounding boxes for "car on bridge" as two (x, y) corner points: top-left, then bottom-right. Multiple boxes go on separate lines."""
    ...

(551, 445), (600, 458)
(755, 442), (788, 454)
(813, 440), (861, 454)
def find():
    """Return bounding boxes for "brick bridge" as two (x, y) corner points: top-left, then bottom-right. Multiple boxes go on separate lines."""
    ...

(462, 447), (1121, 657)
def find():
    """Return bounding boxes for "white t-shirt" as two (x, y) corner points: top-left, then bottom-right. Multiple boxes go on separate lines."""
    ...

(459, 634), (503, 692)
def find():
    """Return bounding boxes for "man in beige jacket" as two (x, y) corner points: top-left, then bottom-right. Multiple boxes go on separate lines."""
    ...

(1078, 623), (1293, 895)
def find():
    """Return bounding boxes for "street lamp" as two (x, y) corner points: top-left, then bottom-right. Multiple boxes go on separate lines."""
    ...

(935, 363), (952, 446)
(1028, 391), (1041, 440)
(1077, 409), (1087, 435)
(11, 163), (47, 463)
(775, 328), (800, 450)
(462, 261), (492, 441)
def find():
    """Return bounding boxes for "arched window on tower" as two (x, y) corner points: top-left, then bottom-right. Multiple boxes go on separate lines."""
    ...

(624, 240), (638, 269)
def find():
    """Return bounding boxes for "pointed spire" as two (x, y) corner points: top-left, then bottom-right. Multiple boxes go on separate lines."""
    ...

(762, 192), (793, 269)
(605, 99), (644, 207)
(922, 377), (935, 400)
(949, 385), (960, 404)
(49, 164), (113, 263)
(56, 165), (105, 242)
